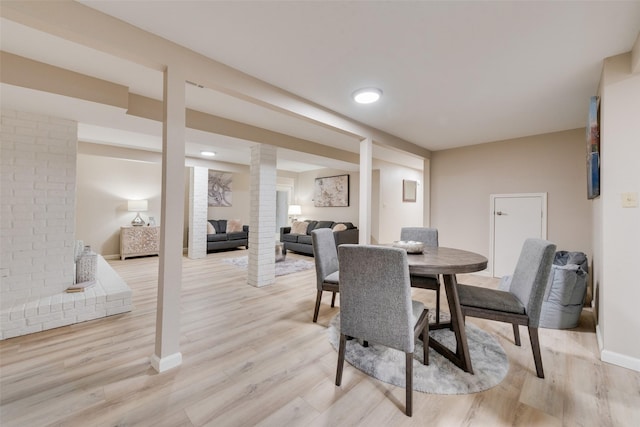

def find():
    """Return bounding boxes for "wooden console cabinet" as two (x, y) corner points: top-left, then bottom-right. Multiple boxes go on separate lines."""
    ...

(120, 226), (160, 260)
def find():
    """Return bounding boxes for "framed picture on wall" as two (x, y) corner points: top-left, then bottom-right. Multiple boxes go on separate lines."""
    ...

(403, 179), (417, 202)
(208, 170), (233, 207)
(586, 96), (600, 199)
(314, 174), (349, 207)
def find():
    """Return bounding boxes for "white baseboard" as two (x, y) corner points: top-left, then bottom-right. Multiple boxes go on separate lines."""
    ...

(595, 323), (640, 372)
(150, 352), (182, 373)
(601, 349), (640, 372)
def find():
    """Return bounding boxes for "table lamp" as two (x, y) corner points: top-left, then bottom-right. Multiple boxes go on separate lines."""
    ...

(128, 199), (148, 226)
(288, 204), (301, 223)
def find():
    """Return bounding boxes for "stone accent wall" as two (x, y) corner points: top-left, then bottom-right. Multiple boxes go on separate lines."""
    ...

(188, 166), (208, 259)
(248, 145), (277, 287)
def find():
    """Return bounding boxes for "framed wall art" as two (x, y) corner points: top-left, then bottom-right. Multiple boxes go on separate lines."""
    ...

(314, 174), (349, 207)
(586, 95), (600, 199)
(208, 170), (233, 207)
(403, 179), (417, 202)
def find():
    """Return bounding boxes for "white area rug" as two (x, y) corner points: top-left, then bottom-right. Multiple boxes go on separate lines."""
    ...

(223, 256), (315, 276)
(327, 312), (509, 394)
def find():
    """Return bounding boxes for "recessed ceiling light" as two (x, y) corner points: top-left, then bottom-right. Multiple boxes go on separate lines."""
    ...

(352, 87), (382, 104)
(200, 151), (216, 157)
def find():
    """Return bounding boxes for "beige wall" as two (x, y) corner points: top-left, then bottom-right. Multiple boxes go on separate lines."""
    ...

(76, 145), (252, 258)
(295, 169), (360, 225)
(76, 153), (162, 257)
(294, 161), (425, 243)
(596, 52), (640, 368)
(373, 160), (424, 244)
(206, 169), (251, 223)
(431, 128), (592, 260)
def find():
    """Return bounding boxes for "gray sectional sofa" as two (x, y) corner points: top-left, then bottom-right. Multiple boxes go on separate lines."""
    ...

(280, 220), (359, 256)
(207, 219), (249, 253)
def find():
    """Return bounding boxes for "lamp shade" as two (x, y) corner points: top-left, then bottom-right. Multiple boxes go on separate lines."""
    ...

(128, 200), (148, 212)
(288, 205), (302, 216)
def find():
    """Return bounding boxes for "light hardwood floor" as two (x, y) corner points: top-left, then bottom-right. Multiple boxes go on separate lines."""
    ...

(1, 251), (639, 426)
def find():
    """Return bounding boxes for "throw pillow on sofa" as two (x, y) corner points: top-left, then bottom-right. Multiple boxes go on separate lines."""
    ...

(332, 223), (347, 232)
(291, 221), (309, 235)
(227, 219), (243, 233)
(207, 222), (215, 234)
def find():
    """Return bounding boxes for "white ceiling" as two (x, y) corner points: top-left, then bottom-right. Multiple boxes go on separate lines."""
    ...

(2, 1), (640, 171)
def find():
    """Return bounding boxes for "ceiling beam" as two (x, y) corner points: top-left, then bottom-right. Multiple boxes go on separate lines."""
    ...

(0, 0), (431, 159)
(0, 51), (128, 109)
(0, 50), (360, 165)
(128, 94), (360, 165)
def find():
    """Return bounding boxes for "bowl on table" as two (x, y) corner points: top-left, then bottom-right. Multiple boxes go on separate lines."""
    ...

(392, 240), (425, 254)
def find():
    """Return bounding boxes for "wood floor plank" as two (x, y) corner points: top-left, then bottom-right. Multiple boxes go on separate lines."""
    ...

(1, 250), (639, 426)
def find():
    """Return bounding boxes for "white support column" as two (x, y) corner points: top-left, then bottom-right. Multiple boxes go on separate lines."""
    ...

(188, 166), (208, 259)
(422, 157), (431, 226)
(248, 144), (277, 287)
(151, 65), (185, 373)
(359, 137), (373, 245)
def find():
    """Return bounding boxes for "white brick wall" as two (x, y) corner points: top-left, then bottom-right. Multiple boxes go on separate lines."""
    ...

(1, 109), (132, 340)
(188, 166), (208, 259)
(248, 145), (277, 287)
(1, 109), (76, 310)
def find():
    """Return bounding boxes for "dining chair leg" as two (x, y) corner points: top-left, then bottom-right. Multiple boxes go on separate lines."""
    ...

(405, 352), (413, 417)
(512, 323), (521, 346)
(331, 291), (336, 308)
(435, 280), (441, 324)
(421, 331), (429, 365)
(313, 290), (323, 323)
(528, 326), (545, 378)
(336, 333), (347, 385)
(415, 309), (429, 366)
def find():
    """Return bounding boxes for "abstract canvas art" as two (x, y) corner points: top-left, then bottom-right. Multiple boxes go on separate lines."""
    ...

(586, 96), (600, 199)
(208, 170), (232, 207)
(314, 174), (349, 207)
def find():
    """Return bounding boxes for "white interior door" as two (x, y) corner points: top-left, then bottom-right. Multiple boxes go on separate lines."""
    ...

(490, 193), (547, 277)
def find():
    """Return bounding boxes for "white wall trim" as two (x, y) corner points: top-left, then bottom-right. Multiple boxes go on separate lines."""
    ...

(596, 323), (640, 372)
(601, 350), (640, 372)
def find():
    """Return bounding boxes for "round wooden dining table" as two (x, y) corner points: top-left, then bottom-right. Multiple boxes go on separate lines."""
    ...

(405, 247), (488, 374)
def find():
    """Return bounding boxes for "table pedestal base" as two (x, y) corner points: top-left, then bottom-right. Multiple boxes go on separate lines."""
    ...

(426, 274), (474, 374)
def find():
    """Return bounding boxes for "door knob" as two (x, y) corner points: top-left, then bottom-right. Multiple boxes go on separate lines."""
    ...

(496, 211), (505, 216)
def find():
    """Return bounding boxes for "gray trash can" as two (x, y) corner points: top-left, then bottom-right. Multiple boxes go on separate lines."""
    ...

(499, 251), (589, 329)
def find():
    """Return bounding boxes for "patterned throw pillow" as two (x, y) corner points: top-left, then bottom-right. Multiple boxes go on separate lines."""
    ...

(332, 223), (347, 232)
(291, 221), (309, 235)
(227, 219), (243, 233)
(207, 221), (215, 234)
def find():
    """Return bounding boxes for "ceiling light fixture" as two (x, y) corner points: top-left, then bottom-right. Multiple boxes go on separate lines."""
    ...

(352, 87), (382, 104)
(200, 151), (216, 157)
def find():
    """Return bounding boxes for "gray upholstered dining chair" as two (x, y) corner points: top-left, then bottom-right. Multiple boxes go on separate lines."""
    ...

(335, 244), (429, 417)
(400, 227), (442, 323)
(311, 228), (340, 323)
(457, 238), (556, 378)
